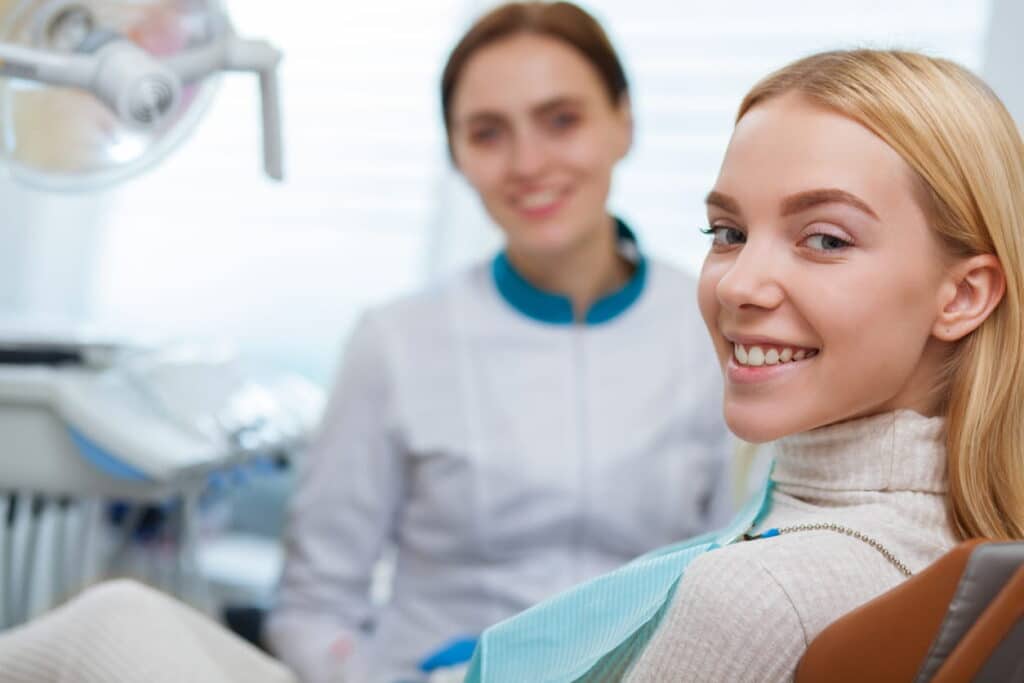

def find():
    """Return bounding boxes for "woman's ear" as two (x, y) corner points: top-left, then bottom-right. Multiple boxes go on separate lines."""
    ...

(933, 254), (1006, 341)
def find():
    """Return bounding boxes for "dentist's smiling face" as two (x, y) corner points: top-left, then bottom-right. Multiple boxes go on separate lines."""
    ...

(699, 93), (953, 443)
(448, 33), (631, 258)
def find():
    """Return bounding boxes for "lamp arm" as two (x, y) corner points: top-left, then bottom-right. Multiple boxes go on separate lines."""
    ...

(0, 41), (96, 87)
(0, 31), (284, 181)
(0, 39), (182, 129)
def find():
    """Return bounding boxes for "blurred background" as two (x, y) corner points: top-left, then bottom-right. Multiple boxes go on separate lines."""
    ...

(8, 0), (1013, 384)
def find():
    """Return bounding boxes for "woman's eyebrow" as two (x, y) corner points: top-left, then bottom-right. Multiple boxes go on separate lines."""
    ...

(705, 190), (741, 214)
(780, 188), (879, 220)
(531, 96), (584, 117)
(705, 188), (879, 220)
(457, 111), (504, 129)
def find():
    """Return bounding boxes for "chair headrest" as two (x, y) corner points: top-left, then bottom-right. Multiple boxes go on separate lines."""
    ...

(916, 542), (1024, 681)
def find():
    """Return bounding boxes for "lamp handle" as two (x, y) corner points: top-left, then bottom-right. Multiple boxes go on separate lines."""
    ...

(163, 35), (284, 180)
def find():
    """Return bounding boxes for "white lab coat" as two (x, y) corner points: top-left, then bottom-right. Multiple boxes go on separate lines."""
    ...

(267, 254), (732, 683)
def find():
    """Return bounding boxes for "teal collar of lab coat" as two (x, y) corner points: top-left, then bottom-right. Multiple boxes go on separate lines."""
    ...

(491, 217), (647, 326)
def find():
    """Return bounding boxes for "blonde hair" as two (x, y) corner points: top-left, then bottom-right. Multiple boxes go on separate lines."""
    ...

(738, 50), (1024, 540)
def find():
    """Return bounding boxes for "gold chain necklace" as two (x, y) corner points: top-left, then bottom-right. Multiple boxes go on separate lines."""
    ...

(744, 523), (912, 578)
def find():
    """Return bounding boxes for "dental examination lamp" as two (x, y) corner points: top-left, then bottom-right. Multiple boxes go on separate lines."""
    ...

(0, 0), (299, 502)
(0, 0), (283, 188)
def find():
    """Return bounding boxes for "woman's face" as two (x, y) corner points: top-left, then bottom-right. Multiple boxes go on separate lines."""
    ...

(699, 93), (953, 442)
(449, 33), (631, 257)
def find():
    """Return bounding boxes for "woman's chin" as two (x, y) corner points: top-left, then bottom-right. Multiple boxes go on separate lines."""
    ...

(724, 408), (805, 444)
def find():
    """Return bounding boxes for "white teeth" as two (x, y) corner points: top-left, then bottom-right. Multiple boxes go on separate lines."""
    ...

(735, 344), (748, 364)
(732, 343), (817, 367)
(747, 346), (765, 366)
(520, 190), (560, 209)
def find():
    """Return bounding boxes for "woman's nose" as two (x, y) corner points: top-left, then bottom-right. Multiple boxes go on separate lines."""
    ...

(508, 131), (548, 179)
(715, 238), (786, 312)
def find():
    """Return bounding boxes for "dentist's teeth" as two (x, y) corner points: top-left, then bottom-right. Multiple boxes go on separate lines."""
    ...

(735, 344), (748, 364)
(747, 346), (766, 366)
(520, 190), (559, 209)
(779, 348), (793, 363)
(764, 349), (780, 365)
(793, 350), (806, 361)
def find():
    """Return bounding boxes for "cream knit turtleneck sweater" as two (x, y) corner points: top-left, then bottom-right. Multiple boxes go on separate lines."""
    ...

(625, 410), (959, 682)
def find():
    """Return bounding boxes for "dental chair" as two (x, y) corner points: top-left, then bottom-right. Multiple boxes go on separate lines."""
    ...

(796, 539), (1024, 682)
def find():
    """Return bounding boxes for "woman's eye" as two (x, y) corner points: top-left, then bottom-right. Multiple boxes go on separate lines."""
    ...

(549, 111), (580, 131)
(469, 127), (501, 144)
(702, 225), (746, 247)
(803, 233), (851, 252)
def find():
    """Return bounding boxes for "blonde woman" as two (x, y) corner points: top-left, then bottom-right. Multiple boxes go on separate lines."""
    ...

(466, 49), (1024, 682)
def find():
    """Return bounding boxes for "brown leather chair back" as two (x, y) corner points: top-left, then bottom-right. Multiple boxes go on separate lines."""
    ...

(796, 539), (1024, 683)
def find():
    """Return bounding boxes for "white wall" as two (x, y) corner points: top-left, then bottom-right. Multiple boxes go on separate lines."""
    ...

(981, 0), (1024, 125)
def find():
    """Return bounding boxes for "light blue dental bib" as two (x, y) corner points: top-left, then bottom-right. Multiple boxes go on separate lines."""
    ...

(464, 473), (775, 683)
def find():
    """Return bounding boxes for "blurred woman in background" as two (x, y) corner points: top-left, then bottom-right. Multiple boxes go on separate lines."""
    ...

(265, 3), (732, 682)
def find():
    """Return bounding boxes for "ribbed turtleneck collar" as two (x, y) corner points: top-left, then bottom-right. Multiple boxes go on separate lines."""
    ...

(771, 410), (948, 495)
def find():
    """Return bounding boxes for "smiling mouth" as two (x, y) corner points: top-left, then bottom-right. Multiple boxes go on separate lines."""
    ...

(732, 342), (819, 367)
(518, 188), (562, 209)
(513, 186), (572, 215)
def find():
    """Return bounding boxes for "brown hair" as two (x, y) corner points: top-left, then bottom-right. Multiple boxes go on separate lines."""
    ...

(440, 2), (628, 139)
(738, 50), (1024, 540)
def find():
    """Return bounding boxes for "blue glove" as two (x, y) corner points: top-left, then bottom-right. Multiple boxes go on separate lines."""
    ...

(418, 636), (479, 673)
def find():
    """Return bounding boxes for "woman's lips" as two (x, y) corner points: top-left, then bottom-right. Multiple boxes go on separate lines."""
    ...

(514, 187), (569, 220)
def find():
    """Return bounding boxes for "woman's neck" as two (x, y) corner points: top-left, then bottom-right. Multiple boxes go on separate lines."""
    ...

(772, 409), (948, 495)
(505, 216), (634, 321)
